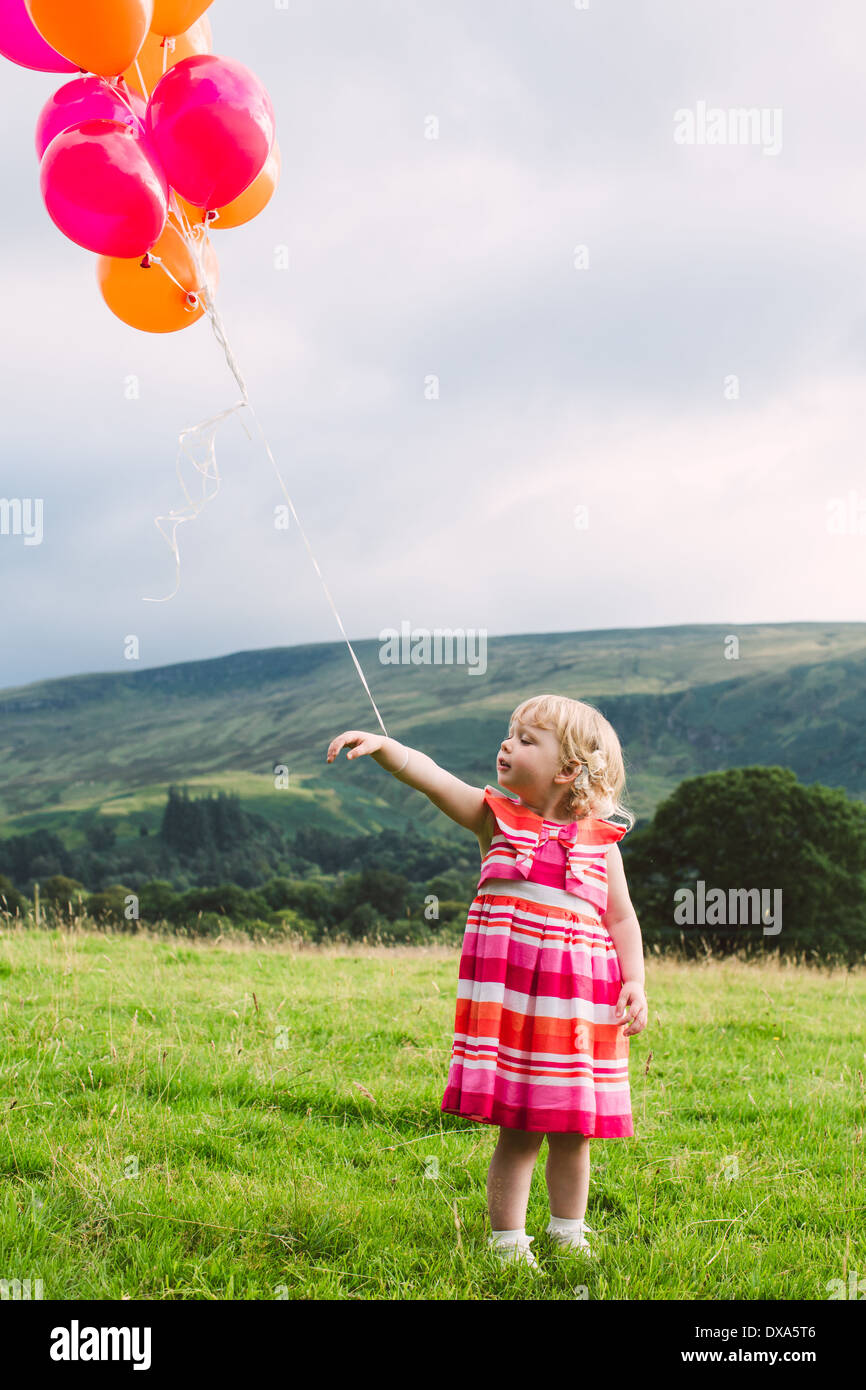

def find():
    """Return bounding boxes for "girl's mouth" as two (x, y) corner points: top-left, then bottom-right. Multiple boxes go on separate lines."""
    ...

(497, 758), (510, 770)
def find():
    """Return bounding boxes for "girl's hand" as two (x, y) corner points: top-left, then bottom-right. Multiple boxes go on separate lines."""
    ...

(615, 981), (648, 1037)
(326, 730), (386, 764)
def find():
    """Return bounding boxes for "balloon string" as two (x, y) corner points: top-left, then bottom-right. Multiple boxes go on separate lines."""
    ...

(141, 395), (251, 604)
(131, 60), (149, 103)
(145, 212), (389, 738)
(94, 77), (389, 735)
(207, 301), (390, 739)
(101, 73), (146, 132)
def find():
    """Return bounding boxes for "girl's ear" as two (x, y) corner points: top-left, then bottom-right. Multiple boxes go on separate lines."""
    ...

(555, 760), (582, 783)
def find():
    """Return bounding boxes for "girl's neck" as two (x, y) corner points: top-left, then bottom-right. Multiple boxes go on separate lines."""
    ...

(517, 797), (574, 825)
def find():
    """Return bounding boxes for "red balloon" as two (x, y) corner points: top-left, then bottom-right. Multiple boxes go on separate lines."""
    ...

(0, 0), (78, 72)
(40, 118), (169, 257)
(145, 54), (275, 209)
(36, 77), (147, 160)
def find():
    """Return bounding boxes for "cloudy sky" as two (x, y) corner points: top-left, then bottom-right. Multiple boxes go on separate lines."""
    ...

(1, 0), (864, 692)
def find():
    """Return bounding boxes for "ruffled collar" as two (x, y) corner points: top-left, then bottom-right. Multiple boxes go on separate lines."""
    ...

(484, 784), (624, 839)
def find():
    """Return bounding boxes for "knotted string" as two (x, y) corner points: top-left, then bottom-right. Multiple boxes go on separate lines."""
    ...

(99, 72), (390, 738)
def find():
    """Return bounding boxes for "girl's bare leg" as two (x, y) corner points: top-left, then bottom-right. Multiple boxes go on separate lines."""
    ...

(545, 1131), (590, 1219)
(486, 1126), (545, 1230)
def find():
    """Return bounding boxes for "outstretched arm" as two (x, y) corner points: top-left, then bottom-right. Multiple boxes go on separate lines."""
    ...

(326, 730), (491, 836)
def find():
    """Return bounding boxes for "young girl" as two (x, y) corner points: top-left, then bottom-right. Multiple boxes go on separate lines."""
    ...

(326, 693), (647, 1270)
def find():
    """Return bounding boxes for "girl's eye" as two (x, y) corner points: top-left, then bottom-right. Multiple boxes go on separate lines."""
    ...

(520, 737), (530, 744)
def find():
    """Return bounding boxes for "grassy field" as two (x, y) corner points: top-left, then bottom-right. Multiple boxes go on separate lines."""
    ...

(1, 924), (864, 1301)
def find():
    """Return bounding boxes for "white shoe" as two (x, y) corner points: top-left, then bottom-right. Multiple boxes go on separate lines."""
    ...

(487, 1233), (538, 1268)
(546, 1217), (594, 1255)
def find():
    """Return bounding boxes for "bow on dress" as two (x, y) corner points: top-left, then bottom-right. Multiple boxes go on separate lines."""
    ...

(512, 821), (590, 897)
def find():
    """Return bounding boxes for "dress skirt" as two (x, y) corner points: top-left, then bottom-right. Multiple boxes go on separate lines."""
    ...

(440, 877), (634, 1136)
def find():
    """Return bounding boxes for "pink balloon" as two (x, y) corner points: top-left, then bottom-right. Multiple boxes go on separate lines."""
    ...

(145, 53), (275, 209)
(36, 77), (146, 160)
(0, 0), (78, 72)
(40, 118), (169, 257)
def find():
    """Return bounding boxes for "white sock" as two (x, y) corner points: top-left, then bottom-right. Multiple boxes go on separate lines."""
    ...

(489, 1227), (531, 1246)
(547, 1214), (586, 1234)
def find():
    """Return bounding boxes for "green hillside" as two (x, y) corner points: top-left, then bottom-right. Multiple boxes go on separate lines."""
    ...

(1, 622), (864, 848)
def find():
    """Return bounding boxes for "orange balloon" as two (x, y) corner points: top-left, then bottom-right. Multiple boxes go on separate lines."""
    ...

(121, 15), (212, 97)
(26, 0), (154, 78)
(151, 0), (211, 38)
(175, 142), (281, 230)
(97, 218), (218, 333)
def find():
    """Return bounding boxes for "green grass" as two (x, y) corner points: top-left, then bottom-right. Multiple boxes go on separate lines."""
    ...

(0, 925), (864, 1300)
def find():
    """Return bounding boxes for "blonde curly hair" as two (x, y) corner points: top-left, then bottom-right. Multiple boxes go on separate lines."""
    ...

(507, 692), (636, 828)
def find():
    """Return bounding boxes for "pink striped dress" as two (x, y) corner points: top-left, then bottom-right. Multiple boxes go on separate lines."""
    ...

(440, 784), (633, 1136)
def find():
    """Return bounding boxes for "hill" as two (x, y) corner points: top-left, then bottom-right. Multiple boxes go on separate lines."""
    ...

(1, 622), (864, 851)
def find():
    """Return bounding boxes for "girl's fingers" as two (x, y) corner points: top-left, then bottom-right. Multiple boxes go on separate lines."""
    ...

(326, 731), (366, 761)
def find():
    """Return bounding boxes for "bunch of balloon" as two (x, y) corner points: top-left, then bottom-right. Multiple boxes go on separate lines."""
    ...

(1, 0), (279, 333)
(1, 1), (388, 717)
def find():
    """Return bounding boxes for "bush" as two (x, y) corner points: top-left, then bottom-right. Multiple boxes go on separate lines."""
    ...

(424, 870), (476, 901)
(335, 901), (391, 942)
(260, 877), (337, 928)
(180, 911), (230, 939)
(40, 875), (87, 913)
(86, 884), (138, 928)
(0, 873), (27, 919)
(265, 908), (319, 942)
(179, 884), (270, 923)
(138, 880), (181, 923)
(377, 917), (433, 944)
(432, 920), (467, 947)
(414, 897), (467, 933)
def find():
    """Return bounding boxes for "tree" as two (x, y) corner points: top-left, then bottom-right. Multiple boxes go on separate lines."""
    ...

(356, 866), (409, 918)
(160, 786), (189, 852)
(85, 819), (117, 852)
(292, 824), (342, 873)
(0, 829), (71, 884)
(624, 766), (866, 964)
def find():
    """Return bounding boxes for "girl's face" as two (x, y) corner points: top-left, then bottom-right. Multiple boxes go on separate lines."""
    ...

(497, 719), (571, 802)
